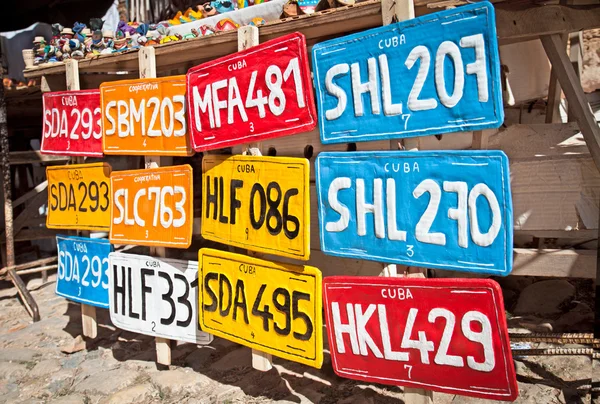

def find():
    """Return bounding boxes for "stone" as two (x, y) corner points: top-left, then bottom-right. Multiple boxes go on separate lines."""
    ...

(514, 280), (575, 315)
(101, 383), (154, 404)
(60, 335), (86, 354)
(74, 368), (140, 395)
(30, 359), (62, 378)
(149, 368), (211, 395)
(508, 315), (554, 333)
(0, 362), (28, 379)
(0, 348), (40, 362)
(49, 394), (87, 404)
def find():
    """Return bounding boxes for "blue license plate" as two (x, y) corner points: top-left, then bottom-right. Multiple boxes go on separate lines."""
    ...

(316, 151), (513, 275)
(312, 2), (503, 144)
(56, 235), (113, 308)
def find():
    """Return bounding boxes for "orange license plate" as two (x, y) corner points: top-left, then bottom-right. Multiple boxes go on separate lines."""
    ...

(109, 165), (193, 248)
(100, 76), (193, 156)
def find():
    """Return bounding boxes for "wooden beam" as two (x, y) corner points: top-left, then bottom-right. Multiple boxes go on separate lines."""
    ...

(512, 248), (596, 278)
(13, 181), (47, 208)
(541, 34), (600, 171)
(9, 151), (69, 166)
(12, 189), (47, 236)
(546, 34), (568, 123)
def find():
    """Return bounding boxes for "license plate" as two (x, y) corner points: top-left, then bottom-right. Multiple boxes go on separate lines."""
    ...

(47, 163), (112, 231)
(110, 165), (193, 248)
(187, 33), (317, 151)
(323, 277), (518, 401)
(312, 2), (503, 144)
(42, 90), (103, 157)
(201, 155), (310, 260)
(316, 151), (512, 275)
(100, 76), (193, 156)
(109, 252), (213, 345)
(56, 235), (113, 308)
(198, 248), (322, 368)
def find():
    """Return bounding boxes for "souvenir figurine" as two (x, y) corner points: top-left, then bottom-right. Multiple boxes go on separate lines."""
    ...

(59, 27), (74, 50)
(103, 30), (114, 48)
(214, 18), (239, 31)
(203, 2), (218, 17)
(50, 23), (63, 46)
(33, 37), (46, 64)
(146, 31), (159, 46)
(113, 32), (129, 52)
(69, 39), (85, 59)
(73, 22), (87, 42)
(198, 25), (215, 36)
(249, 17), (266, 26)
(211, 0), (236, 14)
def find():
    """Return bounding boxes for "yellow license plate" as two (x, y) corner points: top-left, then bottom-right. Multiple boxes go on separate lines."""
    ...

(202, 155), (310, 260)
(198, 248), (323, 368)
(47, 163), (111, 230)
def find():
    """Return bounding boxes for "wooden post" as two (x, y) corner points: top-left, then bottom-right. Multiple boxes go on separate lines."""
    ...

(65, 59), (98, 338)
(138, 46), (172, 365)
(380, 1), (432, 403)
(541, 34), (600, 172)
(545, 34), (568, 124)
(236, 25), (273, 372)
(567, 31), (583, 123)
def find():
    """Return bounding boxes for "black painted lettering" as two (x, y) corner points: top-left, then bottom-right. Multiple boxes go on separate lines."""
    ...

(218, 273), (232, 316)
(218, 177), (228, 224)
(67, 184), (77, 211)
(58, 183), (68, 211)
(127, 266), (140, 319)
(205, 176), (218, 220)
(140, 267), (154, 321)
(112, 264), (126, 316)
(229, 179), (243, 225)
(159, 272), (176, 326)
(232, 279), (249, 324)
(203, 272), (218, 312)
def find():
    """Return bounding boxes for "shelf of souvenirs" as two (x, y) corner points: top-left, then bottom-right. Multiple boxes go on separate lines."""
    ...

(23, 0), (600, 81)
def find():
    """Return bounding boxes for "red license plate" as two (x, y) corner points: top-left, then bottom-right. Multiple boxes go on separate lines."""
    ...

(186, 32), (317, 151)
(42, 90), (103, 157)
(323, 277), (518, 401)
